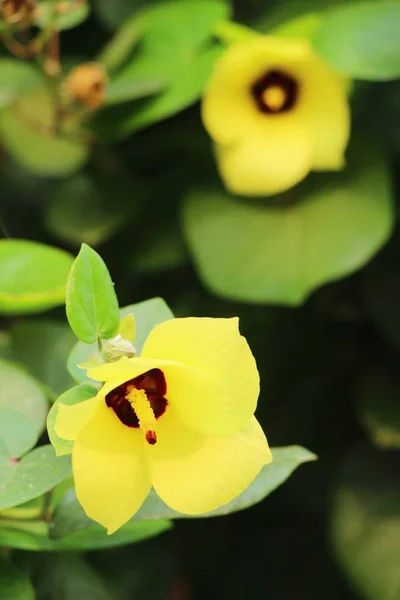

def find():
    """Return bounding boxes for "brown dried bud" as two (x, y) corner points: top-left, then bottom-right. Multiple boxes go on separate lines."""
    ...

(64, 62), (108, 112)
(0, 0), (35, 27)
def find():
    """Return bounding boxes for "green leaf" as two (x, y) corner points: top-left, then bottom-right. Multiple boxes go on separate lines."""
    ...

(0, 358), (49, 437)
(98, 14), (142, 72)
(11, 320), (76, 397)
(93, 0), (229, 136)
(35, 0), (90, 30)
(98, 45), (222, 137)
(0, 86), (87, 177)
(183, 141), (393, 305)
(0, 408), (39, 460)
(68, 298), (174, 383)
(50, 519), (172, 551)
(66, 244), (120, 344)
(312, 2), (400, 80)
(45, 174), (139, 247)
(144, 445), (316, 518)
(0, 516), (171, 551)
(356, 365), (400, 449)
(0, 59), (41, 109)
(0, 240), (74, 315)
(0, 445), (71, 511)
(47, 383), (99, 457)
(0, 557), (35, 600)
(274, 12), (322, 39)
(137, 445), (316, 520)
(331, 444), (400, 600)
(256, 0), (373, 33)
(50, 446), (316, 537)
(105, 75), (166, 106)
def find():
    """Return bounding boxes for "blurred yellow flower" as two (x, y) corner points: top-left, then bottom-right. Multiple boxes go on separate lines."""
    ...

(202, 36), (350, 196)
(55, 317), (272, 533)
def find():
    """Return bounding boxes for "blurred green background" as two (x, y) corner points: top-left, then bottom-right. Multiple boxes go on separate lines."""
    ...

(1, 0), (400, 598)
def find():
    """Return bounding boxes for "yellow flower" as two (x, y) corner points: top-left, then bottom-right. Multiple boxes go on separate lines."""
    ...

(54, 317), (272, 533)
(202, 36), (350, 196)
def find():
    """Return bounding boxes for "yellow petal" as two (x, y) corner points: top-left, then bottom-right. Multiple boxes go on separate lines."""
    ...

(216, 120), (313, 196)
(73, 401), (151, 534)
(297, 54), (350, 170)
(148, 408), (272, 514)
(55, 396), (99, 442)
(202, 36), (311, 145)
(142, 317), (259, 436)
(87, 356), (160, 382)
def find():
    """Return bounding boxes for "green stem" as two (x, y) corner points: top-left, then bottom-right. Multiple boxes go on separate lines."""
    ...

(213, 20), (260, 45)
(0, 519), (49, 537)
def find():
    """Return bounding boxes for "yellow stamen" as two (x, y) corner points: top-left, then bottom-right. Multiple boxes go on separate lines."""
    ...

(126, 388), (157, 445)
(262, 85), (286, 112)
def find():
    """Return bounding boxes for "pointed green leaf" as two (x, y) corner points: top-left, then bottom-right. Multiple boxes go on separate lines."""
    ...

(98, 14), (142, 72)
(92, 0), (229, 136)
(0, 445), (71, 510)
(66, 244), (120, 344)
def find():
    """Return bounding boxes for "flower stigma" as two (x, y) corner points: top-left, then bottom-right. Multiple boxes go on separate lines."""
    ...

(262, 86), (286, 112)
(251, 69), (298, 114)
(127, 388), (158, 445)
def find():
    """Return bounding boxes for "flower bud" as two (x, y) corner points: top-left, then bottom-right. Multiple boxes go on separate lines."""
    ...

(64, 62), (108, 111)
(102, 335), (135, 363)
(0, 0), (35, 28)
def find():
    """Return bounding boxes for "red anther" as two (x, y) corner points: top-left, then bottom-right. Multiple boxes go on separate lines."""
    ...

(146, 430), (157, 445)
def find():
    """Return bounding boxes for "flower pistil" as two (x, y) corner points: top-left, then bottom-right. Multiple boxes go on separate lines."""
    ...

(251, 69), (298, 114)
(105, 368), (168, 446)
(126, 388), (158, 445)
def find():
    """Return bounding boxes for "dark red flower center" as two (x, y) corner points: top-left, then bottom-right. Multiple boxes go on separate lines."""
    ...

(105, 368), (168, 430)
(251, 69), (298, 114)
